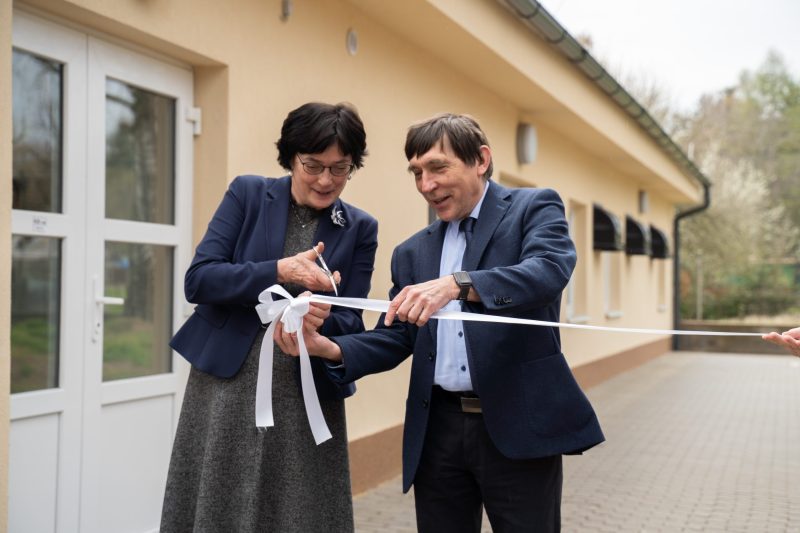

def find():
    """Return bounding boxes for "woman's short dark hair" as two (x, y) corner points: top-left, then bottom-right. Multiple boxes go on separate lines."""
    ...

(276, 102), (367, 170)
(404, 113), (493, 179)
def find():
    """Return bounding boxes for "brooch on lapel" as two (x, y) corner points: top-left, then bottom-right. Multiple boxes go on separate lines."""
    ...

(331, 207), (346, 227)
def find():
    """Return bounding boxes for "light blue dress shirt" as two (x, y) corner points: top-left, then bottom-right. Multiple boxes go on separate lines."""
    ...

(434, 182), (489, 392)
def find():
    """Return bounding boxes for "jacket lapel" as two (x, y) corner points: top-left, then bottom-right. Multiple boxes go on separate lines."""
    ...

(421, 220), (447, 345)
(461, 180), (510, 271)
(264, 176), (291, 260)
(313, 198), (345, 272)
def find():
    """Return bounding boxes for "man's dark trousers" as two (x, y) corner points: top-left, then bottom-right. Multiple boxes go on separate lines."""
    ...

(413, 386), (562, 533)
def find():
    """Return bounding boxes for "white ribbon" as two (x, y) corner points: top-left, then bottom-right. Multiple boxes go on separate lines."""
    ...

(254, 286), (764, 445)
(297, 294), (766, 337)
(255, 285), (332, 445)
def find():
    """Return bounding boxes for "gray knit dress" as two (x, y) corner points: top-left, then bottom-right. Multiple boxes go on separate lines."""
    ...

(160, 205), (353, 533)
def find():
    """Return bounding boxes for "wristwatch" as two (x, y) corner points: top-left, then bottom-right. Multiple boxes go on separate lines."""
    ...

(452, 271), (472, 301)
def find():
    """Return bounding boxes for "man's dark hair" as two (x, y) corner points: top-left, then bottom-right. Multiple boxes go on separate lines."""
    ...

(276, 102), (367, 170)
(404, 113), (493, 179)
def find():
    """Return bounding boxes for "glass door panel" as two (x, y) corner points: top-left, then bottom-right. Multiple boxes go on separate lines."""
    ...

(103, 242), (174, 380)
(12, 49), (63, 212)
(105, 79), (176, 224)
(10, 236), (61, 393)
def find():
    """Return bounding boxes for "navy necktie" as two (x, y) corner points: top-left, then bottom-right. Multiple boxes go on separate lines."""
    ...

(459, 216), (476, 249)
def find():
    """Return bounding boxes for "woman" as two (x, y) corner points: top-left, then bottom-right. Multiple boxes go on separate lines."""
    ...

(161, 102), (378, 532)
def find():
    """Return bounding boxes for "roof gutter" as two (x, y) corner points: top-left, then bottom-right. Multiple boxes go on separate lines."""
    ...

(496, 0), (709, 188)
(496, 0), (712, 341)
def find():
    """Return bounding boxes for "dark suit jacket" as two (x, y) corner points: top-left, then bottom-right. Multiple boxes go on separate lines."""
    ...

(171, 174), (378, 400)
(331, 180), (604, 491)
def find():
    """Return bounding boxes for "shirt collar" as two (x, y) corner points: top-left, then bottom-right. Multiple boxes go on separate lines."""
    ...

(450, 180), (489, 230)
(469, 180), (490, 220)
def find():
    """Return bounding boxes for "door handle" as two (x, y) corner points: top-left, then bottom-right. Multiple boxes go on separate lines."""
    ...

(92, 276), (125, 343)
(96, 296), (124, 306)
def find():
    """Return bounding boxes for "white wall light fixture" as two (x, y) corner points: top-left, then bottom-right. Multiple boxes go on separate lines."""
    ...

(346, 29), (358, 55)
(516, 122), (538, 164)
(638, 190), (649, 214)
(280, 0), (293, 22)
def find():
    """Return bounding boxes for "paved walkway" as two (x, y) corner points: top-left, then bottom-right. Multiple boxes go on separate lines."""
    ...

(353, 352), (800, 532)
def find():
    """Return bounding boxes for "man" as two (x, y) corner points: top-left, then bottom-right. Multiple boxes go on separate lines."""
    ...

(763, 327), (800, 356)
(277, 113), (604, 532)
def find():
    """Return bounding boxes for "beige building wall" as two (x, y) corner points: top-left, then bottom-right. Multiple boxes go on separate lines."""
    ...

(535, 127), (676, 370)
(5, 0), (704, 509)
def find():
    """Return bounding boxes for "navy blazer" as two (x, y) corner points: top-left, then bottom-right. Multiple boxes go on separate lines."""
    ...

(331, 180), (604, 491)
(171, 174), (378, 400)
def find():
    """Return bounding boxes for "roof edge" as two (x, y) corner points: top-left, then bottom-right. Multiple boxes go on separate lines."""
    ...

(496, 0), (710, 188)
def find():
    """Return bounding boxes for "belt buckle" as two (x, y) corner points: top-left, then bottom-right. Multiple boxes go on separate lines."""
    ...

(460, 397), (481, 414)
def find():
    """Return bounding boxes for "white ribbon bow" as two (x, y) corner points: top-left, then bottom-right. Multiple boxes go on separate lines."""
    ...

(255, 285), (332, 445)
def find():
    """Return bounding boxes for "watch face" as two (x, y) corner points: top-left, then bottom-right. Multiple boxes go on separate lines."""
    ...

(454, 271), (471, 286)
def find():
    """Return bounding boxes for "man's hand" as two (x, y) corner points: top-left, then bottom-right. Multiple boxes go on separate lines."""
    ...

(304, 301), (332, 334)
(763, 327), (800, 357)
(277, 242), (341, 292)
(384, 275), (460, 327)
(274, 321), (343, 362)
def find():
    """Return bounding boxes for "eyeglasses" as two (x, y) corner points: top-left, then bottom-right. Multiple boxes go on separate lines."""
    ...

(296, 154), (355, 178)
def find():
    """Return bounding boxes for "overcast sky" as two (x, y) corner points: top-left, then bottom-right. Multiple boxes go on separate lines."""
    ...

(540, 0), (800, 112)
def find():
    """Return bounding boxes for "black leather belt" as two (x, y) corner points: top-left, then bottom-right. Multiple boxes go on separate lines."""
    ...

(432, 385), (482, 413)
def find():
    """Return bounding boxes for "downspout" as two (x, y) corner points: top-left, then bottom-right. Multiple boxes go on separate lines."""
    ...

(672, 183), (710, 349)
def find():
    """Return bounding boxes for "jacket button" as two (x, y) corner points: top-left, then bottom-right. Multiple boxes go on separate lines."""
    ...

(422, 399), (429, 408)
(428, 351), (435, 361)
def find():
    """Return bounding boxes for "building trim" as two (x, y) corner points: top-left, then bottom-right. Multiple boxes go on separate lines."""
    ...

(571, 337), (671, 390)
(349, 424), (404, 495)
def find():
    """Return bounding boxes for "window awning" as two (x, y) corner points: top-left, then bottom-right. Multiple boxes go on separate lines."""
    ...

(625, 215), (651, 255)
(650, 225), (670, 258)
(593, 204), (623, 251)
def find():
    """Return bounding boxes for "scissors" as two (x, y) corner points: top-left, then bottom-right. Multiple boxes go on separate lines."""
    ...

(314, 246), (339, 296)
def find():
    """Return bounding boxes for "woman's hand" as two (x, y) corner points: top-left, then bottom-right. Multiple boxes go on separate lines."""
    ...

(277, 242), (341, 292)
(763, 327), (800, 357)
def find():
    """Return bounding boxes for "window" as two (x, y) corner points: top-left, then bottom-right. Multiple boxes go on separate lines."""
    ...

(656, 259), (668, 313)
(625, 215), (651, 255)
(566, 201), (589, 323)
(603, 252), (623, 319)
(593, 204), (623, 251)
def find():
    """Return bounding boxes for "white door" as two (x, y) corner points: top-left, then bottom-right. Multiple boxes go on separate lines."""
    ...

(10, 11), (193, 533)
